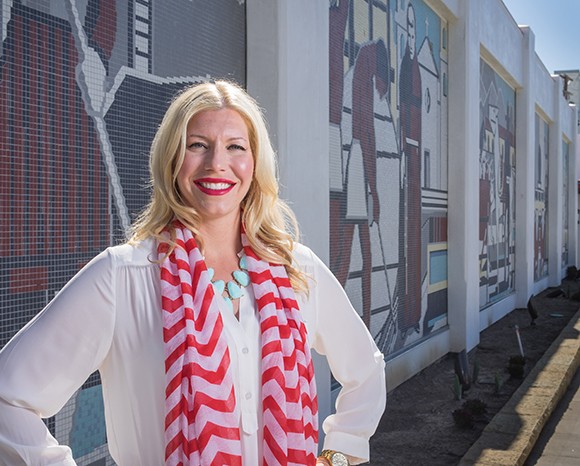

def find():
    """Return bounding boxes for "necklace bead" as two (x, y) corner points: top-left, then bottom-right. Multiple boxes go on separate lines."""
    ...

(227, 281), (243, 299)
(207, 253), (249, 311)
(233, 269), (250, 287)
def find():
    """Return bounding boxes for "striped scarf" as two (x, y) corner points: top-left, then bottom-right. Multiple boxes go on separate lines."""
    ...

(158, 221), (318, 465)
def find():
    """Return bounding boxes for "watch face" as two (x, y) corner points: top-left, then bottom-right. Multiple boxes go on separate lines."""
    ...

(330, 452), (349, 466)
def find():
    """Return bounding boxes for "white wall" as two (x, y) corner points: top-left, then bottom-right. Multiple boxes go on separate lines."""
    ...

(478, 0), (523, 86)
(446, 0), (480, 355)
(246, 0), (579, 395)
(246, 0), (332, 442)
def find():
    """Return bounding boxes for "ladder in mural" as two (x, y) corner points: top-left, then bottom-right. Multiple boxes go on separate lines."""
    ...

(375, 221), (400, 356)
(375, 283), (400, 356)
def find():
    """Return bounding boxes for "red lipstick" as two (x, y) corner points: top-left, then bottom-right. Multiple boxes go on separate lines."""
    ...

(194, 178), (235, 196)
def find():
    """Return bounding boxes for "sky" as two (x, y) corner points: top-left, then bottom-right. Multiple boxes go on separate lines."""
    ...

(501, 0), (580, 73)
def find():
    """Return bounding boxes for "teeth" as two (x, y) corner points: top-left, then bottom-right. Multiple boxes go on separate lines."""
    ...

(199, 182), (232, 190)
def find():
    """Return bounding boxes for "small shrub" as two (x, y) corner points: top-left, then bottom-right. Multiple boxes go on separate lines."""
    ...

(546, 288), (564, 298)
(566, 265), (578, 281)
(507, 355), (526, 379)
(508, 355), (526, 366)
(508, 364), (525, 378)
(462, 398), (488, 416)
(452, 408), (474, 429)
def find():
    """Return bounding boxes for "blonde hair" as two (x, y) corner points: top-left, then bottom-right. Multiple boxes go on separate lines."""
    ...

(130, 80), (309, 293)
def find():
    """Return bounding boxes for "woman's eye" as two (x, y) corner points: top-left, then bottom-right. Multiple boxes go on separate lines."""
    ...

(228, 144), (246, 151)
(188, 141), (206, 149)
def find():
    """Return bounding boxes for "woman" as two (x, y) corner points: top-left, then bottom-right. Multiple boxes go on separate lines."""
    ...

(0, 81), (385, 465)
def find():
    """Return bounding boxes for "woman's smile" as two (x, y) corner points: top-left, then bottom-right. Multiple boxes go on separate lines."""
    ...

(194, 177), (236, 195)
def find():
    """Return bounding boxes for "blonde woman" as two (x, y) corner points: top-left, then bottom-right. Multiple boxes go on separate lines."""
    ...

(0, 81), (385, 466)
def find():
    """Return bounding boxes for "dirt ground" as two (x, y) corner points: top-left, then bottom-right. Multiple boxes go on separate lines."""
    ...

(368, 278), (580, 466)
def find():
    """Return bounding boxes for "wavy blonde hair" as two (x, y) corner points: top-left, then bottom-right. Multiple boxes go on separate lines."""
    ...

(129, 80), (309, 293)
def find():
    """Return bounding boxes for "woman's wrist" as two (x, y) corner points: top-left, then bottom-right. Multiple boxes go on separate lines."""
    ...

(317, 450), (350, 466)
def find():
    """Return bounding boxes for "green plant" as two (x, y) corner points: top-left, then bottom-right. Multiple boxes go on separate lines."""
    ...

(472, 358), (480, 385)
(494, 371), (504, 395)
(452, 374), (462, 401)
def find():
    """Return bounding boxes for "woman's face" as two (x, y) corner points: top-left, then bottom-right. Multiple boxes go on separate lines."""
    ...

(176, 108), (254, 224)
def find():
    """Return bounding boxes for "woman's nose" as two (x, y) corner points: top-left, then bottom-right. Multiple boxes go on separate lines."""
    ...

(205, 145), (226, 170)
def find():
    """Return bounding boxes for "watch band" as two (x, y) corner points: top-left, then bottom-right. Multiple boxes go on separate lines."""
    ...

(319, 449), (350, 466)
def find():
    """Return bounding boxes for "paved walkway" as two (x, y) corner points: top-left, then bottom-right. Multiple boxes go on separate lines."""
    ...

(459, 308), (580, 466)
(524, 364), (580, 465)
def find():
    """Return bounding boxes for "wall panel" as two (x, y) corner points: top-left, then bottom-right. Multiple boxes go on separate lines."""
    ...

(534, 113), (550, 281)
(0, 1), (245, 463)
(479, 59), (516, 308)
(329, 0), (448, 360)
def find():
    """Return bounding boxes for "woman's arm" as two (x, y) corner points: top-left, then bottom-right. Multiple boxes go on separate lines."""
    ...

(298, 246), (386, 465)
(0, 249), (117, 465)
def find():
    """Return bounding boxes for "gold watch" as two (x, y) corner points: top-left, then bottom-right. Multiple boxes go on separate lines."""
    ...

(319, 450), (350, 466)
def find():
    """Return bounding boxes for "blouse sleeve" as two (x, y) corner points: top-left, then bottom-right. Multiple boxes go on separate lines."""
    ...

(299, 246), (386, 465)
(0, 249), (117, 465)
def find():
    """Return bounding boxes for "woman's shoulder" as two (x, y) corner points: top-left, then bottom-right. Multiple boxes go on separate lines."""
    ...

(291, 242), (315, 263)
(291, 242), (344, 289)
(102, 237), (158, 268)
(291, 242), (327, 272)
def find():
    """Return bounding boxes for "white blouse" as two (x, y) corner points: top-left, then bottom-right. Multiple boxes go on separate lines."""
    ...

(0, 239), (385, 465)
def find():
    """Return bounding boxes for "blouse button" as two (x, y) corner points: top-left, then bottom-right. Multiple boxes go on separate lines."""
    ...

(242, 347), (249, 354)
(245, 392), (252, 400)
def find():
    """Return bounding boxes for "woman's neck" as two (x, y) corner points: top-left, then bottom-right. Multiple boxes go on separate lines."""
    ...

(197, 212), (243, 260)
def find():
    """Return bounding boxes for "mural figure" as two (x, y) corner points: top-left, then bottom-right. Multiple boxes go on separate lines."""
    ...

(478, 59), (516, 307)
(562, 140), (570, 266)
(331, 37), (389, 328)
(397, 2), (423, 336)
(534, 115), (549, 281)
(535, 214), (546, 277)
(65, 0), (133, 232)
(329, 0), (449, 355)
(329, 0), (350, 282)
(84, 0), (116, 74)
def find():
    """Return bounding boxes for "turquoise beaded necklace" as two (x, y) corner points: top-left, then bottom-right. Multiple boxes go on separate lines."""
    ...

(207, 253), (250, 312)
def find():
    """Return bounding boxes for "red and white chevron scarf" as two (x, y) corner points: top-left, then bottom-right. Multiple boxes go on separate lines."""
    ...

(158, 221), (318, 466)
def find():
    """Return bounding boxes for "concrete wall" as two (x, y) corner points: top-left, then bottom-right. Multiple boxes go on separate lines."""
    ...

(246, 0), (579, 392)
